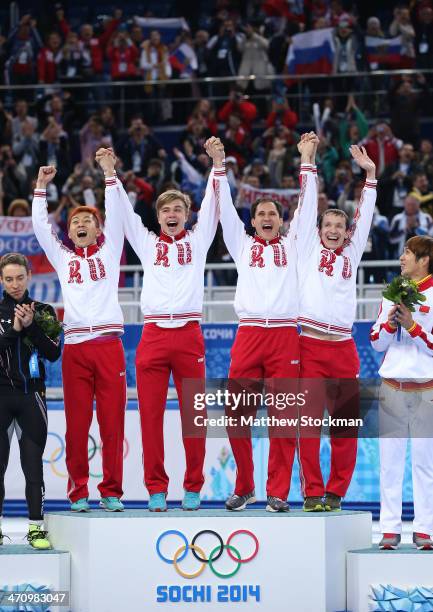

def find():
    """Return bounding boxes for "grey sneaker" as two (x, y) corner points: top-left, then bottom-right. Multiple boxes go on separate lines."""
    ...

(379, 533), (401, 550)
(413, 532), (433, 550)
(225, 491), (256, 511)
(303, 496), (325, 512)
(324, 492), (341, 512)
(266, 496), (290, 513)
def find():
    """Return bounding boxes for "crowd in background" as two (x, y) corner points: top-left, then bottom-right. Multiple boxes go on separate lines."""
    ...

(1, 0), (433, 281)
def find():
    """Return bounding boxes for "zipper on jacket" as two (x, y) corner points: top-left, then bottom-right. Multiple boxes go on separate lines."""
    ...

(17, 336), (28, 394)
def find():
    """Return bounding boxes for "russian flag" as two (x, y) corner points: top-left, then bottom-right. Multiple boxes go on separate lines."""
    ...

(169, 45), (195, 77)
(133, 16), (189, 44)
(365, 35), (402, 66)
(286, 28), (335, 75)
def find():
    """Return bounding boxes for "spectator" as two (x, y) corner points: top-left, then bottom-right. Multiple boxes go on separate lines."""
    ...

(418, 138), (433, 181)
(364, 208), (391, 281)
(238, 22), (274, 91)
(243, 158), (270, 187)
(360, 123), (402, 177)
(130, 24), (144, 50)
(413, 5), (433, 73)
(338, 94), (368, 162)
(409, 172), (433, 216)
(37, 32), (62, 84)
(144, 159), (166, 195)
(265, 95), (298, 131)
(194, 30), (210, 83)
(389, 194), (433, 255)
(207, 19), (244, 93)
(332, 13), (363, 108)
(6, 14), (42, 90)
(0, 145), (28, 207)
(140, 30), (172, 86)
(56, 31), (85, 83)
(378, 142), (417, 218)
(12, 120), (39, 190)
(99, 106), (118, 143)
(79, 24), (103, 81)
(180, 117), (212, 159)
(0, 102), (12, 146)
(7, 198), (30, 217)
(11, 99), (38, 141)
(223, 113), (249, 167)
(389, 6), (415, 68)
(117, 117), (166, 177)
(39, 117), (71, 186)
(189, 99), (218, 135)
(218, 89), (258, 132)
(79, 115), (112, 163)
(107, 31), (139, 80)
(388, 74), (429, 145)
(37, 93), (78, 133)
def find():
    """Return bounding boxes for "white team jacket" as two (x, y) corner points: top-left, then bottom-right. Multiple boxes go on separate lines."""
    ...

(298, 179), (377, 337)
(120, 168), (221, 324)
(32, 177), (124, 344)
(219, 164), (318, 327)
(370, 275), (433, 380)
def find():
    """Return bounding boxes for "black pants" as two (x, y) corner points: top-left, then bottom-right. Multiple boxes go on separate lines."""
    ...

(0, 390), (48, 521)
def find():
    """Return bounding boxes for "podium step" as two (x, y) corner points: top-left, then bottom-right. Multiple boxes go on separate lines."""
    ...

(347, 545), (433, 612)
(47, 509), (371, 612)
(0, 545), (70, 611)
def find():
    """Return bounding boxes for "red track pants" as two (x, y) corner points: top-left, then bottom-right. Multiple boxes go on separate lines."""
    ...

(298, 335), (359, 498)
(228, 326), (300, 500)
(136, 322), (206, 495)
(62, 337), (126, 502)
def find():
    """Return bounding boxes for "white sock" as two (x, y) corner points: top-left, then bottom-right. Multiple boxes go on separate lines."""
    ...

(29, 520), (44, 530)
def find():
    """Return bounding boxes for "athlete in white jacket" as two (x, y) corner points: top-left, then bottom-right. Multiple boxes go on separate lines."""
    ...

(32, 153), (127, 513)
(371, 235), (433, 550)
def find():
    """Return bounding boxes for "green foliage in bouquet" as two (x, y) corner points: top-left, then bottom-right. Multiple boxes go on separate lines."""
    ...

(382, 276), (427, 312)
(23, 307), (63, 349)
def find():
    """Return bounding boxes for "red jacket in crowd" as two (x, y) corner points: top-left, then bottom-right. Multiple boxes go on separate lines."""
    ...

(37, 47), (57, 83)
(107, 44), (139, 79)
(266, 108), (298, 130)
(218, 100), (258, 131)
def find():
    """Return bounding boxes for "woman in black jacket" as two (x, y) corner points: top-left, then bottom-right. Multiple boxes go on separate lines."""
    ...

(0, 252), (61, 549)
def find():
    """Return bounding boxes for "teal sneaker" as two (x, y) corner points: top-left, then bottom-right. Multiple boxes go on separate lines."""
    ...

(70, 498), (90, 512)
(148, 493), (167, 512)
(182, 490), (200, 511)
(99, 497), (124, 512)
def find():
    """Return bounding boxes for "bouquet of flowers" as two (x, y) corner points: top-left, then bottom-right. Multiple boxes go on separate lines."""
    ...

(382, 276), (426, 340)
(23, 306), (63, 350)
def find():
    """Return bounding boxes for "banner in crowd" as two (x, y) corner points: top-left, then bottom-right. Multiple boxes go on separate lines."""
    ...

(133, 16), (189, 43)
(286, 27), (335, 75)
(365, 35), (402, 67)
(235, 183), (299, 211)
(0, 216), (61, 302)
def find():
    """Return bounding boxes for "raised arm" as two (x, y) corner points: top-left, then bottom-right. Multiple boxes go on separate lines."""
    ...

(96, 148), (149, 263)
(370, 298), (398, 352)
(290, 132), (319, 256)
(32, 166), (67, 269)
(191, 137), (224, 250)
(205, 138), (246, 264)
(344, 146), (377, 264)
(95, 149), (125, 260)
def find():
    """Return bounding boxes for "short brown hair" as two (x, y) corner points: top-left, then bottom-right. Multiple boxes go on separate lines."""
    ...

(251, 198), (283, 219)
(68, 206), (102, 229)
(318, 208), (350, 230)
(406, 236), (433, 273)
(155, 190), (191, 215)
(0, 253), (31, 275)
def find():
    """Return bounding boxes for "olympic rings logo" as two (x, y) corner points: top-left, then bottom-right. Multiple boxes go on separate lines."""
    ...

(156, 529), (259, 579)
(43, 433), (129, 479)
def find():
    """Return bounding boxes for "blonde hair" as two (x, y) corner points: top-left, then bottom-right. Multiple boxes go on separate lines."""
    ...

(156, 190), (191, 215)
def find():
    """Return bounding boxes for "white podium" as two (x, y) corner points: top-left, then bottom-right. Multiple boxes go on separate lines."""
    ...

(0, 545), (70, 611)
(347, 545), (433, 612)
(47, 509), (371, 612)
